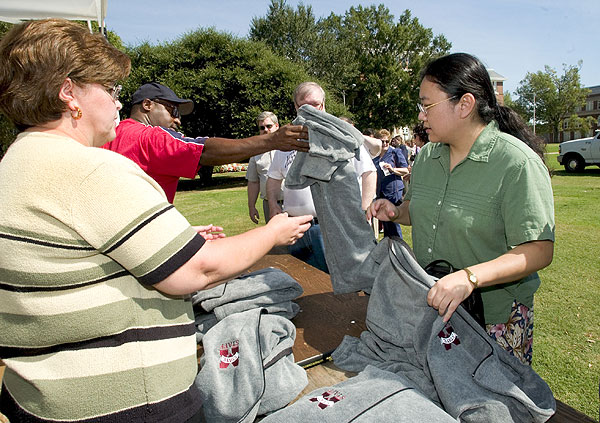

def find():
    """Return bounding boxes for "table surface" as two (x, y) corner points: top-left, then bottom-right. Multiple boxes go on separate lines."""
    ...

(246, 253), (370, 365)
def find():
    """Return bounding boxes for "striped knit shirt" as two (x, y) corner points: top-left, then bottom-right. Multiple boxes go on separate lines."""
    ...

(0, 132), (205, 422)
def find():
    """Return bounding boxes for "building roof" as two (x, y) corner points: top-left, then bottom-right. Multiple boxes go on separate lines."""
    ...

(487, 69), (507, 81)
(586, 85), (600, 95)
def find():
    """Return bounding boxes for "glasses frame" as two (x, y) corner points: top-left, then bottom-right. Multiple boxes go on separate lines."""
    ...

(152, 98), (181, 119)
(106, 84), (122, 101)
(417, 95), (458, 115)
(259, 124), (275, 131)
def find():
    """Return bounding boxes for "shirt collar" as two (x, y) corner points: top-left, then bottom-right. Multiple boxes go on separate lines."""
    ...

(430, 120), (499, 163)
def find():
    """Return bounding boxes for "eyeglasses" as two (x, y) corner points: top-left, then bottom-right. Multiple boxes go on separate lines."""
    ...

(107, 84), (122, 101)
(259, 124), (274, 130)
(152, 98), (180, 119)
(417, 96), (458, 115)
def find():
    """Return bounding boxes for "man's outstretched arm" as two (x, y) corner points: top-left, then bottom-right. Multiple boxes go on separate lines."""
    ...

(199, 124), (309, 165)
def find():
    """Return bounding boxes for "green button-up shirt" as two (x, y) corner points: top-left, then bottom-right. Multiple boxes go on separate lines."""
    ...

(405, 121), (555, 324)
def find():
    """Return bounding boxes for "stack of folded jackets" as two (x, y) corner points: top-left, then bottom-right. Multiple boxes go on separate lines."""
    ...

(192, 267), (303, 342)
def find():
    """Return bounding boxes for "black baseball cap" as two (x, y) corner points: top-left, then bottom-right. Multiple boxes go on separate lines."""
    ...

(132, 82), (194, 116)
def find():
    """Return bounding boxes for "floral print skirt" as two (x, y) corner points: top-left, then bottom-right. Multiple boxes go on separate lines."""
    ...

(485, 301), (534, 365)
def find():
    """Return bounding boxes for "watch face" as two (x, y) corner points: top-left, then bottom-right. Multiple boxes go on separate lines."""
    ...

(469, 274), (477, 283)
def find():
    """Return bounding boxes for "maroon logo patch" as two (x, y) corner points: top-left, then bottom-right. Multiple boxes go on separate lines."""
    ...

(309, 389), (344, 409)
(438, 324), (460, 350)
(219, 340), (239, 368)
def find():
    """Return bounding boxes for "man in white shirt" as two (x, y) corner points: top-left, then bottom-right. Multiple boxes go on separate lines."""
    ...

(266, 82), (376, 273)
(245, 111), (283, 223)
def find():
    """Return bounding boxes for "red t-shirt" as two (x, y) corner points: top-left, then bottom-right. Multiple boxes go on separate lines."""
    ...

(102, 119), (205, 203)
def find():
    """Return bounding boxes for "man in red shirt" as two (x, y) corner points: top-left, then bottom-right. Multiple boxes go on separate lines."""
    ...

(102, 82), (308, 203)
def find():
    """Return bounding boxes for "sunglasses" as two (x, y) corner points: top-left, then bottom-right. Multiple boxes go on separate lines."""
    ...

(152, 98), (181, 119)
(259, 124), (275, 130)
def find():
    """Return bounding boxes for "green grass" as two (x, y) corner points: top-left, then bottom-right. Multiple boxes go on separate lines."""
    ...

(174, 163), (599, 418)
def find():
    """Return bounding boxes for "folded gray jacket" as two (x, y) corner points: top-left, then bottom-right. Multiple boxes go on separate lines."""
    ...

(192, 268), (303, 340)
(332, 239), (556, 423)
(260, 365), (456, 422)
(196, 308), (307, 423)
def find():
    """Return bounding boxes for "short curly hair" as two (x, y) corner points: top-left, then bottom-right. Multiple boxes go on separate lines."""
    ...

(0, 19), (131, 131)
(412, 123), (429, 144)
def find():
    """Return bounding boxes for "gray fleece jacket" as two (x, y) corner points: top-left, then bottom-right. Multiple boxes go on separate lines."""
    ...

(332, 239), (556, 422)
(196, 308), (307, 423)
(289, 105), (377, 294)
(261, 365), (456, 422)
(192, 268), (302, 341)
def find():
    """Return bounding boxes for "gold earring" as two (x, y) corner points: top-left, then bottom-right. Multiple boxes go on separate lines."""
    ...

(72, 107), (82, 120)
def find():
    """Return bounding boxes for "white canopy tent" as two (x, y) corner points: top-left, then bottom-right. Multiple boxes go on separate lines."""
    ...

(0, 0), (107, 33)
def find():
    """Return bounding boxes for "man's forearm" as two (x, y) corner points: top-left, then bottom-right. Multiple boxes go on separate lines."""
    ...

(199, 124), (309, 166)
(247, 181), (260, 207)
(200, 136), (270, 166)
(266, 177), (283, 215)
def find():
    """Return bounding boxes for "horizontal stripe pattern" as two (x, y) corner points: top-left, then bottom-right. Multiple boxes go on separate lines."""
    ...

(0, 132), (204, 422)
(1, 294), (194, 351)
(1, 374), (202, 422)
(3, 326), (196, 379)
(1, 275), (173, 315)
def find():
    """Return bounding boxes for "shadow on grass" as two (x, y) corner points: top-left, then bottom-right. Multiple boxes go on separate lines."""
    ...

(552, 167), (600, 177)
(178, 174), (247, 192)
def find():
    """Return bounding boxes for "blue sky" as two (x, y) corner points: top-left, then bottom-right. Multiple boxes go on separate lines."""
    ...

(106, 0), (600, 95)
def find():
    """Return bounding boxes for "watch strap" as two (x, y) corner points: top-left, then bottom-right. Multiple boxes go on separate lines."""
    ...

(463, 267), (478, 289)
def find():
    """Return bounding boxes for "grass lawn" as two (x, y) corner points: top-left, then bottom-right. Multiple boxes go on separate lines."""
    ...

(174, 152), (599, 418)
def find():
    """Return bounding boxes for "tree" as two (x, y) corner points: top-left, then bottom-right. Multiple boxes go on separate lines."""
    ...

(514, 62), (590, 141)
(503, 92), (529, 122)
(250, 1), (451, 130)
(0, 22), (17, 158)
(562, 114), (596, 138)
(125, 29), (343, 140)
(250, 0), (319, 66)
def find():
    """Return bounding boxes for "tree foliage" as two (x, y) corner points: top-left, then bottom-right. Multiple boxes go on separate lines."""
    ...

(124, 29), (344, 139)
(513, 62), (589, 141)
(250, 1), (451, 130)
(563, 114), (597, 138)
(0, 22), (17, 157)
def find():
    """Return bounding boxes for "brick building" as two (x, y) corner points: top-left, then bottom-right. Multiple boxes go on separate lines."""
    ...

(558, 85), (600, 142)
(487, 69), (507, 105)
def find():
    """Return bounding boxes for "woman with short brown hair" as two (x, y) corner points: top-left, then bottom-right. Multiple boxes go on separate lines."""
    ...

(0, 19), (310, 422)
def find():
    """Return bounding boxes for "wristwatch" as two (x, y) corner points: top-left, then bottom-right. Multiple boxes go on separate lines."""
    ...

(463, 267), (478, 289)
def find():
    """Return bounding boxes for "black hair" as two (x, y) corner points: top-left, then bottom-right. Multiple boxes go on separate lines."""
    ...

(363, 128), (376, 137)
(412, 123), (429, 144)
(420, 53), (545, 161)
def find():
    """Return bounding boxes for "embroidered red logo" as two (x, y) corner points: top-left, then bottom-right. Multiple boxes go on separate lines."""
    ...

(438, 324), (460, 350)
(219, 340), (239, 368)
(309, 389), (345, 409)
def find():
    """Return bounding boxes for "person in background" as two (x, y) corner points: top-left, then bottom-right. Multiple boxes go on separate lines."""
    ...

(267, 82), (376, 272)
(411, 121), (429, 162)
(372, 129), (409, 238)
(0, 19), (311, 422)
(368, 52), (554, 364)
(339, 116), (377, 211)
(246, 111), (282, 223)
(102, 82), (309, 203)
(362, 127), (383, 158)
(392, 134), (410, 163)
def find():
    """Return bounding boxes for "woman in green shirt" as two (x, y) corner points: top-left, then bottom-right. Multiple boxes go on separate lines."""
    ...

(368, 53), (555, 364)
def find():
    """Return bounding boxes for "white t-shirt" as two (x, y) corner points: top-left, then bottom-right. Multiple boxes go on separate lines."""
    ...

(267, 146), (374, 217)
